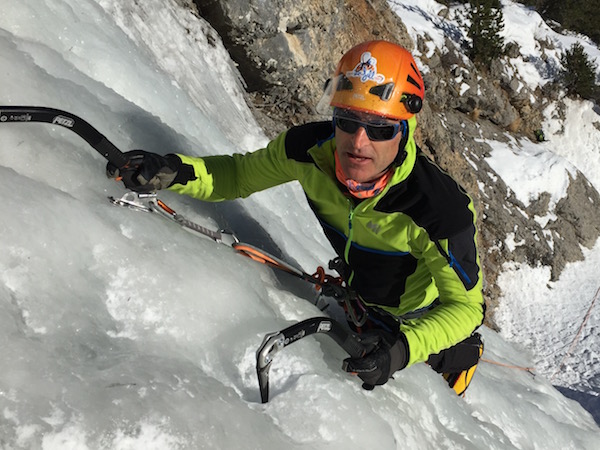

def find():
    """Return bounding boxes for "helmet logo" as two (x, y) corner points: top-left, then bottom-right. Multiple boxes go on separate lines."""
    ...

(347, 52), (385, 84)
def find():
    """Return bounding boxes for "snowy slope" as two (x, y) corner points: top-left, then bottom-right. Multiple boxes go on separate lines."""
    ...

(0, 0), (599, 448)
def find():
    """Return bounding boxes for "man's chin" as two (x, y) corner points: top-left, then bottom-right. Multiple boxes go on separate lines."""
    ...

(345, 170), (375, 183)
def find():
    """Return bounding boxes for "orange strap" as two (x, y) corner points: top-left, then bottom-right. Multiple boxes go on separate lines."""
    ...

(234, 243), (311, 278)
(156, 199), (176, 215)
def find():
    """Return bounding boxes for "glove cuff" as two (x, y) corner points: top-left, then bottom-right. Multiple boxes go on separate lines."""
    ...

(390, 333), (409, 372)
(165, 154), (196, 187)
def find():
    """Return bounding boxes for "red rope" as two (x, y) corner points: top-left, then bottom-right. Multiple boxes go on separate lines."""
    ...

(550, 285), (600, 382)
(480, 358), (535, 376)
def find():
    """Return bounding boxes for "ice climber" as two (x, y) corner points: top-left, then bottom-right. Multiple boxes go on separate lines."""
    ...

(108, 40), (486, 396)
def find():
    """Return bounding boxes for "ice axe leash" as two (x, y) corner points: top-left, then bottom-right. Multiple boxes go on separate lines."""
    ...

(0, 106), (266, 247)
(109, 191), (350, 298)
(115, 193), (370, 403)
(110, 191), (241, 246)
(0, 105), (368, 402)
(0, 107), (235, 242)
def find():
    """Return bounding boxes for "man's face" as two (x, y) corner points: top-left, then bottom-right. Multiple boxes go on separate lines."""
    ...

(334, 108), (403, 183)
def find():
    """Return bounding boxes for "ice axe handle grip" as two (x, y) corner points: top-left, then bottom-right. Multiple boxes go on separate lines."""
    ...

(96, 137), (129, 169)
(338, 333), (367, 359)
(326, 320), (366, 358)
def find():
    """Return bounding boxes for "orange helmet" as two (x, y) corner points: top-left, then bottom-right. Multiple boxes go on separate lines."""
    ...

(327, 41), (424, 121)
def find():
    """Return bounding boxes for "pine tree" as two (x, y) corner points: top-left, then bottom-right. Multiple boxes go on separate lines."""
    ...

(544, 0), (600, 47)
(518, 0), (600, 46)
(467, 0), (505, 69)
(560, 43), (598, 100)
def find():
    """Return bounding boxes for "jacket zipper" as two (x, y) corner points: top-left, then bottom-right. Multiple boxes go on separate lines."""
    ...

(344, 201), (355, 285)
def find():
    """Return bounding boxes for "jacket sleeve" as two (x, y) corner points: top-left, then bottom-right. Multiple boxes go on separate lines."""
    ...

(167, 130), (296, 201)
(400, 222), (485, 367)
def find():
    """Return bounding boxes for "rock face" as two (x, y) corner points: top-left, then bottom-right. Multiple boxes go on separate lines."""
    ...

(193, 0), (413, 132)
(191, 0), (600, 327)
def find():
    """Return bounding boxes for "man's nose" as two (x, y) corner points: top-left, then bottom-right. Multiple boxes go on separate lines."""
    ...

(351, 125), (371, 146)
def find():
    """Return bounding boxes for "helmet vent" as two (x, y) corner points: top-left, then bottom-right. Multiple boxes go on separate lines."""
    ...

(337, 74), (354, 91)
(410, 63), (423, 80)
(406, 74), (422, 91)
(369, 82), (395, 101)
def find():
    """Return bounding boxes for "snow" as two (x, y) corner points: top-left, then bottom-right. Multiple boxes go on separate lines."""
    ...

(483, 133), (577, 209)
(0, 0), (599, 448)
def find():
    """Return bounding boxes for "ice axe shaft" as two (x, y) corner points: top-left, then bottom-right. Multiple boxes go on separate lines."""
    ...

(0, 106), (128, 168)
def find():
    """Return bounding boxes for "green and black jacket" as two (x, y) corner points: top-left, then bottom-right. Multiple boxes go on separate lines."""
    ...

(169, 117), (485, 367)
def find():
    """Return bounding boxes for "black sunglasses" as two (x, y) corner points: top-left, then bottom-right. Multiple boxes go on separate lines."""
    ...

(333, 108), (403, 141)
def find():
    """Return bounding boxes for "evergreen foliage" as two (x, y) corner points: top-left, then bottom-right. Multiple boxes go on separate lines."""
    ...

(560, 43), (598, 100)
(466, 0), (505, 69)
(517, 0), (600, 46)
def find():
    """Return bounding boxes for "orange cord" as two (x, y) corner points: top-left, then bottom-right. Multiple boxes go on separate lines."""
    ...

(480, 358), (535, 376)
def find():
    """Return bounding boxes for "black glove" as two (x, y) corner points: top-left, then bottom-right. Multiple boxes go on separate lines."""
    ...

(107, 150), (193, 193)
(427, 333), (483, 373)
(344, 330), (409, 389)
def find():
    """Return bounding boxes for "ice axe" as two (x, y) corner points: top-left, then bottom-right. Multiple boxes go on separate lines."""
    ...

(256, 316), (367, 403)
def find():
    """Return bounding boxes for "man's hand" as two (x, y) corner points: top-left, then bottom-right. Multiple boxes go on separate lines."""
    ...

(344, 330), (409, 389)
(107, 150), (182, 193)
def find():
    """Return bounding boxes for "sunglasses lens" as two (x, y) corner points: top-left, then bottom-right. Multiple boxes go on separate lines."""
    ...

(334, 109), (400, 141)
(336, 117), (360, 134)
(366, 124), (397, 141)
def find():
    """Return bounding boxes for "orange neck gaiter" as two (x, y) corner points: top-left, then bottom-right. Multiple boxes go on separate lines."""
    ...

(335, 152), (393, 199)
